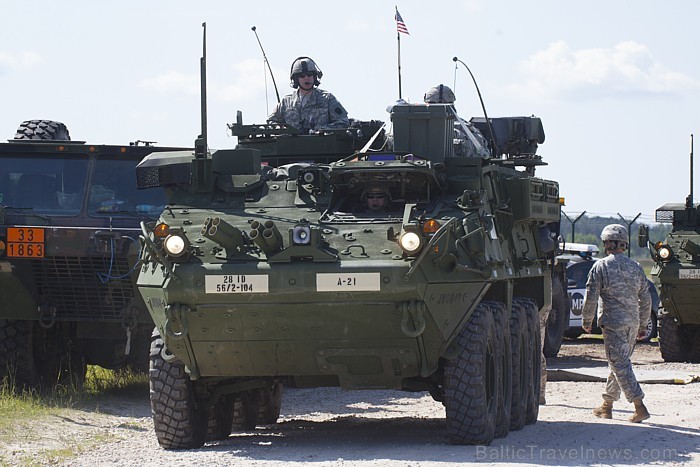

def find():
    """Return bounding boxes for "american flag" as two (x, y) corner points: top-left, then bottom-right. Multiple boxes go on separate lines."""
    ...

(395, 8), (409, 35)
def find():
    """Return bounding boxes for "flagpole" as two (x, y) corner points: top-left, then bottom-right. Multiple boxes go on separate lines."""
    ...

(397, 29), (402, 99)
(396, 6), (402, 99)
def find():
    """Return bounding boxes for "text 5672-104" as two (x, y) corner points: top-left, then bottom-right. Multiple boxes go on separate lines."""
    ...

(205, 275), (269, 294)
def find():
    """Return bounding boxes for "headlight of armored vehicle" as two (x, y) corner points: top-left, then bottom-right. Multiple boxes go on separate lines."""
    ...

(163, 232), (190, 258)
(657, 244), (673, 261)
(399, 231), (422, 253)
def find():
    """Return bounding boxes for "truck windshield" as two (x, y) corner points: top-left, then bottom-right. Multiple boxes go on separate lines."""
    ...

(89, 157), (167, 216)
(0, 155), (89, 215)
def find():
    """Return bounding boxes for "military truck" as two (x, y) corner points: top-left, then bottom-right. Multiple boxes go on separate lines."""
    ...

(135, 41), (562, 448)
(640, 202), (700, 362)
(0, 120), (187, 389)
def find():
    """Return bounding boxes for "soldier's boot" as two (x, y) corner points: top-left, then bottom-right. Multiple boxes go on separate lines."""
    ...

(629, 399), (650, 423)
(592, 400), (613, 419)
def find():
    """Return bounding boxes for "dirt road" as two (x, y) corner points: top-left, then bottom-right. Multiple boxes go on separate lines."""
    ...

(3, 338), (699, 466)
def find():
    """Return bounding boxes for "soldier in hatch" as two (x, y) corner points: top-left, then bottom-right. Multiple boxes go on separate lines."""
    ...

(268, 56), (349, 133)
(361, 186), (391, 213)
(423, 84), (490, 158)
(582, 224), (651, 423)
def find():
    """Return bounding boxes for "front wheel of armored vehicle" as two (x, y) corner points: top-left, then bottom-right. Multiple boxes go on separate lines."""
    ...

(0, 319), (85, 391)
(14, 120), (71, 141)
(444, 302), (499, 445)
(658, 314), (690, 362)
(149, 330), (207, 449)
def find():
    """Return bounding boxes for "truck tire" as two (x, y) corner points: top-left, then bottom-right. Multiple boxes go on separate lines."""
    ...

(637, 310), (658, 344)
(0, 319), (84, 391)
(207, 395), (234, 441)
(518, 298), (541, 425)
(14, 120), (71, 141)
(658, 314), (689, 362)
(508, 300), (528, 431)
(149, 330), (207, 449)
(490, 301), (512, 439)
(231, 389), (260, 431)
(257, 382), (283, 424)
(444, 303), (498, 445)
(543, 279), (568, 357)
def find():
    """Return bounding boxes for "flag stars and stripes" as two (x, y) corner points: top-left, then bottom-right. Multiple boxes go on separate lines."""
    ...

(395, 9), (409, 35)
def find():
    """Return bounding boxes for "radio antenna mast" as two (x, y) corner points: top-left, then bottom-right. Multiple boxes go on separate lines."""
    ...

(252, 26), (280, 104)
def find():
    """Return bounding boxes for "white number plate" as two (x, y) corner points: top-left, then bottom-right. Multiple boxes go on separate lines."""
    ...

(316, 273), (381, 292)
(679, 269), (700, 280)
(205, 275), (269, 293)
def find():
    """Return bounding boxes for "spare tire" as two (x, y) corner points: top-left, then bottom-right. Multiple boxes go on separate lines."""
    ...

(14, 120), (71, 141)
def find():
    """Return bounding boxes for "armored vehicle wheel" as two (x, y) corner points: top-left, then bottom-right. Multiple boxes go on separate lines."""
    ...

(658, 314), (690, 362)
(543, 279), (568, 358)
(490, 301), (512, 439)
(207, 395), (234, 441)
(508, 301), (529, 431)
(231, 389), (261, 431)
(444, 302), (498, 445)
(0, 319), (85, 391)
(257, 382), (283, 424)
(149, 330), (207, 449)
(518, 298), (541, 425)
(14, 120), (71, 141)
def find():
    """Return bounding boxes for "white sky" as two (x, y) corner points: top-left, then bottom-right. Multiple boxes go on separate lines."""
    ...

(2, 0), (698, 223)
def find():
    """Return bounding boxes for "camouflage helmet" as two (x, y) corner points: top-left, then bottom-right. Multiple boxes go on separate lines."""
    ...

(290, 56), (323, 87)
(600, 224), (629, 243)
(424, 84), (456, 104)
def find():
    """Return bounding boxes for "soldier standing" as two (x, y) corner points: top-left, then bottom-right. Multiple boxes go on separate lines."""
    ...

(268, 57), (349, 133)
(582, 224), (651, 422)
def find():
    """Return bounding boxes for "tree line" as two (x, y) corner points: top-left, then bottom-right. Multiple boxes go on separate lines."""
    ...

(558, 214), (672, 260)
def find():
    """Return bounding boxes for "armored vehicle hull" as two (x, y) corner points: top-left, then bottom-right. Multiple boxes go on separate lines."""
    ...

(0, 123), (187, 389)
(137, 101), (561, 448)
(644, 203), (700, 362)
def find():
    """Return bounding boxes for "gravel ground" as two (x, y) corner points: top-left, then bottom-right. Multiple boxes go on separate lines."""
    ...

(2, 338), (699, 466)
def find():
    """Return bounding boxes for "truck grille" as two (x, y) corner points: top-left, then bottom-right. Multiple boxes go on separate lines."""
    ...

(31, 256), (136, 321)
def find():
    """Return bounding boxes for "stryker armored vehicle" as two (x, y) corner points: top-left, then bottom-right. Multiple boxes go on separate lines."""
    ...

(0, 120), (187, 389)
(136, 39), (562, 449)
(640, 139), (700, 362)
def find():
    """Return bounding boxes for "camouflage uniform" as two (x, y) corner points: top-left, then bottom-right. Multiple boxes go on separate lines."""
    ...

(582, 252), (651, 403)
(539, 303), (551, 404)
(268, 88), (349, 133)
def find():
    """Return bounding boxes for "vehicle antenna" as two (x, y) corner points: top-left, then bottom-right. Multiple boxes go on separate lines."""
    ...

(195, 22), (208, 159)
(453, 57), (497, 157)
(688, 134), (695, 209)
(251, 26), (281, 104)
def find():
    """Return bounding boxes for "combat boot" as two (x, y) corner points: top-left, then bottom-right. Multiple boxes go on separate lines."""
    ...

(592, 400), (613, 419)
(629, 399), (650, 423)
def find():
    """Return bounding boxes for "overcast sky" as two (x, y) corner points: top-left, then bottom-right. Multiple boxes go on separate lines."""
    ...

(2, 0), (698, 224)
